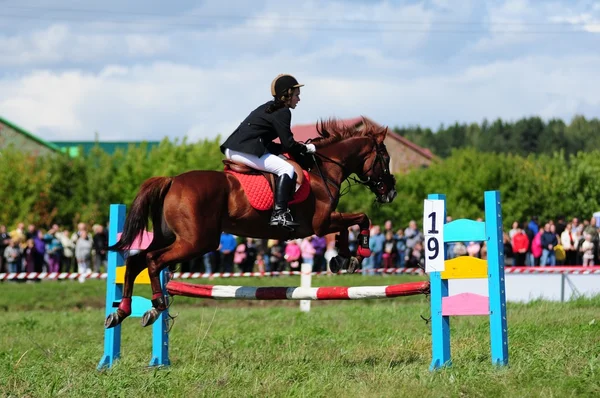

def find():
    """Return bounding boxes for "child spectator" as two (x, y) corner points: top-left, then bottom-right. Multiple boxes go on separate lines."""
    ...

(3, 239), (21, 274)
(580, 233), (595, 266)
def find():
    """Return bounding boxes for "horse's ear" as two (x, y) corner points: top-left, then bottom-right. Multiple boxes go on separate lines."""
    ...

(375, 127), (388, 144)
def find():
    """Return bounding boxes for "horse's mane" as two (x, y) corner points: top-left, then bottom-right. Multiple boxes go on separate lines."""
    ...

(309, 117), (381, 148)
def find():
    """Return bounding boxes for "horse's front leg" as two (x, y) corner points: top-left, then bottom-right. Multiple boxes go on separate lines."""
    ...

(319, 212), (372, 273)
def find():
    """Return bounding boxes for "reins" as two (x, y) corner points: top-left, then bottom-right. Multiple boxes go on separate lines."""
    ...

(305, 138), (381, 203)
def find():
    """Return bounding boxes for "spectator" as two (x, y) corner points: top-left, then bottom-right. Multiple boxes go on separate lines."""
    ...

(9, 223), (26, 247)
(233, 241), (247, 272)
(57, 228), (75, 273)
(268, 240), (285, 272)
(219, 232), (237, 273)
(25, 224), (37, 240)
(453, 242), (467, 257)
(512, 226), (529, 266)
(23, 239), (35, 273)
(531, 229), (543, 266)
(383, 219), (394, 236)
(3, 239), (21, 274)
(0, 225), (10, 273)
(369, 225), (385, 271)
(406, 241), (424, 269)
(540, 223), (558, 266)
(75, 230), (93, 282)
(92, 224), (108, 273)
(555, 216), (566, 237)
(284, 239), (302, 269)
(44, 225), (62, 273)
(580, 233), (595, 266)
(255, 253), (266, 274)
(382, 230), (397, 272)
(527, 216), (539, 236)
(311, 235), (327, 272)
(503, 232), (514, 266)
(404, 220), (423, 254)
(395, 228), (407, 267)
(300, 236), (316, 266)
(241, 238), (258, 273)
(32, 230), (46, 273)
(508, 221), (520, 240)
(467, 241), (481, 258)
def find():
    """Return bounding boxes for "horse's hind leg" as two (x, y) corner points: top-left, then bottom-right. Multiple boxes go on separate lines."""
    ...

(141, 239), (213, 327)
(104, 252), (147, 328)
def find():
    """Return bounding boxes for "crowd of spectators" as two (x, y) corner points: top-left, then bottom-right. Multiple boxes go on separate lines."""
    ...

(2, 213), (599, 281)
(1, 222), (107, 282)
(182, 215), (600, 274)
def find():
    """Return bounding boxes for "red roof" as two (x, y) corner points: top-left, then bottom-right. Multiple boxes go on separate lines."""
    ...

(291, 116), (434, 160)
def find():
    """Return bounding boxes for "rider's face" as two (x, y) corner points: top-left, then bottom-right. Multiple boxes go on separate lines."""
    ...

(287, 88), (300, 109)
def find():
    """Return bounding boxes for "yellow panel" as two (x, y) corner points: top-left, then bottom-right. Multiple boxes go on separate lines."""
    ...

(440, 256), (488, 279)
(115, 266), (151, 284)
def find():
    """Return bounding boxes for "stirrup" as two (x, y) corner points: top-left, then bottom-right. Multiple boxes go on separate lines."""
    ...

(269, 209), (300, 228)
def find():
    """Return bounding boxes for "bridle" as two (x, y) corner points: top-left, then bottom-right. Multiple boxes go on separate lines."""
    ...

(307, 139), (392, 203)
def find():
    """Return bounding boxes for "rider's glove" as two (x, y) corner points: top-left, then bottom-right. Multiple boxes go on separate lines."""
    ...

(304, 143), (316, 154)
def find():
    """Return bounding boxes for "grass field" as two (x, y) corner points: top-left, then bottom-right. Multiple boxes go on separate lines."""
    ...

(1, 274), (599, 398)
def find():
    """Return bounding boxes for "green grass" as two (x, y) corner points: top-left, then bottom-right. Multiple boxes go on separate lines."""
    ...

(0, 276), (598, 397)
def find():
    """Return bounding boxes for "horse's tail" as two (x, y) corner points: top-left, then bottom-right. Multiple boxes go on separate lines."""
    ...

(109, 176), (173, 252)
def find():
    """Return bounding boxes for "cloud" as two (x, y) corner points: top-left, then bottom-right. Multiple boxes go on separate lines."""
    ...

(0, 24), (172, 66)
(549, 14), (600, 33)
(1, 51), (599, 142)
(0, 0), (599, 143)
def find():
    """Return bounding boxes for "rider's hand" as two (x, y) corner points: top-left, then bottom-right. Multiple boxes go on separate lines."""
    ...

(304, 143), (316, 154)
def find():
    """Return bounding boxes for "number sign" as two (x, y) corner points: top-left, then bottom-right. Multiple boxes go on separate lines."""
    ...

(423, 199), (445, 273)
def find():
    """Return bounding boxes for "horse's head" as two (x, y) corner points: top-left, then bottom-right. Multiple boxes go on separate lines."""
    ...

(312, 118), (397, 204)
(358, 127), (397, 204)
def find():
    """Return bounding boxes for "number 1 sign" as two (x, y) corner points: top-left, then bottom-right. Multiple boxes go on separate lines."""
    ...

(423, 199), (445, 273)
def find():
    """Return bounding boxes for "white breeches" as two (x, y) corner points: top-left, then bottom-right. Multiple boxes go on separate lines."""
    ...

(224, 148), (295, 179)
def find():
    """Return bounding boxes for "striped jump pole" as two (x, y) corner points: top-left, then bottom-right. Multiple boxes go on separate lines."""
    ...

(166, 280), (430, 300)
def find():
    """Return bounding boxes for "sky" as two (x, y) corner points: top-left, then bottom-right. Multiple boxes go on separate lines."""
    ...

(0, 0), (599, 143)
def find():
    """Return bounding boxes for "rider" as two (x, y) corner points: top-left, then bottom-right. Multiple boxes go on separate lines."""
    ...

(220, 74), (316, 229)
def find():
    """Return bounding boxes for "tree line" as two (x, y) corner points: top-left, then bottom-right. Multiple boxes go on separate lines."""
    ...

(395, 115), (600, 159)
(2, 114), (600, 230)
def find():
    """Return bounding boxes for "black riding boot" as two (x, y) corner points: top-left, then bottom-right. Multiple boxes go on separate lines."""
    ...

(269, 173), (300, 229)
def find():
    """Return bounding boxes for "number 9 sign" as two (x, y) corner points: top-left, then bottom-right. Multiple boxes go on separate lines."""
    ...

(423, 199), (445, 273)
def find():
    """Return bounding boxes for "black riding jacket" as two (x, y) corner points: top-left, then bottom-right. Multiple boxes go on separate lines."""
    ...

(220, 101), (307, 158)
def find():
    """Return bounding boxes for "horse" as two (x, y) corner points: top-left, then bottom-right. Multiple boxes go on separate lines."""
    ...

(105, 118), (398, 329)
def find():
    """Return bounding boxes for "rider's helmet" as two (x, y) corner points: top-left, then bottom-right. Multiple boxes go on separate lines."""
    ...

(271, 74), (304, 101)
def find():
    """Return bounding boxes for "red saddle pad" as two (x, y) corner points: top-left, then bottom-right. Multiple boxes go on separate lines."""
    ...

(225, 170), (311, 211)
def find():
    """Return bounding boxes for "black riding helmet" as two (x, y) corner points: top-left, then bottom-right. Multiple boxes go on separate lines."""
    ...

(271, 74), (304, 101)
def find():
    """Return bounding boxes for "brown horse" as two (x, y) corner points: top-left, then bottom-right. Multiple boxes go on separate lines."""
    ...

(105, 118), (397, 329)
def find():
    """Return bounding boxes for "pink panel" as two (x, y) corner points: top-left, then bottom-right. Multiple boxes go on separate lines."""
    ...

(441, 293), (489, 316)
(116, 231), (154, 250)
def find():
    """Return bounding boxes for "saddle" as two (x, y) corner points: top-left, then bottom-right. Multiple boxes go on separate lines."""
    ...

(222, 158), (305, 190)
(222, 157), (310, 211)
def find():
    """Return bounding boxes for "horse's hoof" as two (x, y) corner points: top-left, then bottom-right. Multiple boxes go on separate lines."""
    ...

(141, 308), (160, 327)
(329, 255), (348, 273)
(347, 257), (360, 273)
(105, 312), (122, 329)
